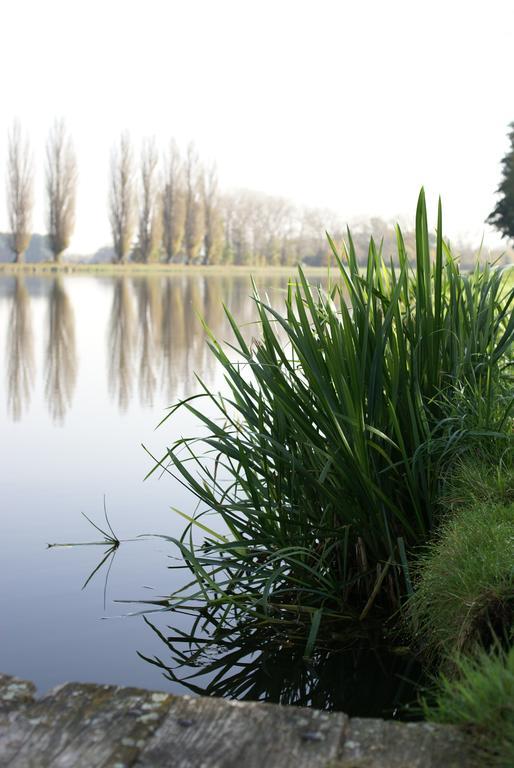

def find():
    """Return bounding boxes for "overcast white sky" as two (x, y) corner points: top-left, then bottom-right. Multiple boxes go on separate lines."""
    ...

(0, 0), (513, 253)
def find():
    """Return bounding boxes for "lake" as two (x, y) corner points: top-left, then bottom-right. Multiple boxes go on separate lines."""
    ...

(0, 273), (291, 688)
(0, 271), (421, 716)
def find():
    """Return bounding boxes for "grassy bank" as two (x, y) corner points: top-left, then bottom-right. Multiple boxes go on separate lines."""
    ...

(408, 453), (514, 766)
(424, 644), (514, 767)
(409, 456), (514, 659)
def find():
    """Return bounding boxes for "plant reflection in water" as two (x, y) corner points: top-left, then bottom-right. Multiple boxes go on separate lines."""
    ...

(54, 526), (423, 719)
(138, 611), (424, 719)
(48, 511), (424, 718)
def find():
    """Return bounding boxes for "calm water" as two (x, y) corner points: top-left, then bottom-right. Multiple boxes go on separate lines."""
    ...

(0, 272), (422, 716)
(0, 272), (292, 693)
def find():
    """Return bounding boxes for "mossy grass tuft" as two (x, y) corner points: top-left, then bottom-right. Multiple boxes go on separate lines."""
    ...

(439, 450), (514, 509)
(408, 492), (514, 659)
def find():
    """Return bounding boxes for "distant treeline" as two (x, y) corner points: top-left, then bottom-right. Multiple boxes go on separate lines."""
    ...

(3, 120), (512, 267)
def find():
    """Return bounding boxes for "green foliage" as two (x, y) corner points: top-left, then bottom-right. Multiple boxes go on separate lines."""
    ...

(488, 122), (514, 241)
(424, 646), (514, 768)
(151, 190), (514, 642)
(440, 452), (514, 509)
(408, 493), (514, 659)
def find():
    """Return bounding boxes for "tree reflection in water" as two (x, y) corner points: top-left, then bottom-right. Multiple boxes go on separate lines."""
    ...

(108, 277), (136, 410)
(45, 277), (77, 424)
(134, 277), (162, 406)
(3, 273), (312, 423)
(6, 276), (35, 421)
(161, 277), (185, 401)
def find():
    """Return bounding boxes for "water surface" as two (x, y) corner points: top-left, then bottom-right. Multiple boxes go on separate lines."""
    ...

(0, 272), (288, 694)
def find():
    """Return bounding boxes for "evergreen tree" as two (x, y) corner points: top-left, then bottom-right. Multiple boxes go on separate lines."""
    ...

(487, 122), (514, 239)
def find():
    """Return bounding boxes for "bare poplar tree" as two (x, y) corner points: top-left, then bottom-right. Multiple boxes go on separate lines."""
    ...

(184, 142), (204, 264)
(162, 140), (185, 262)
(109, 133), (136, 263)
(137, 138), (160, 263)
(228, 190), (253, 264)
(219, 193), (236, 264)
(46, 120), (77, 262)
(201, 163), (223, 264)
(6, 121), (34, 263)
(262, 196), (293, 265)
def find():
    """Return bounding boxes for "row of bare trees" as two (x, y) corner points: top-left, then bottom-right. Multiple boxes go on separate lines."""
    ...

(7, 123), (510, 268)
(108, 135), (344, 266)
(4, 122), (340, 266)
(6, 120), (76, 263)
(109, 136), (227, 265)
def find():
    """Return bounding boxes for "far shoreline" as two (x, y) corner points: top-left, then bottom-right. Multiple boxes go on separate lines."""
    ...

(0, 261), (331, 278)
(0, 260), (511, 290)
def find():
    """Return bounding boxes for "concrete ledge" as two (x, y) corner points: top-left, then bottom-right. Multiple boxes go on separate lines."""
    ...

(0, 672), (477, 767)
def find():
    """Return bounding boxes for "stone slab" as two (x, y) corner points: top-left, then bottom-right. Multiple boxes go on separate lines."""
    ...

(0, 672), (478, 768)
(0, 675), (171, 768)
(137, 694), (348, 768)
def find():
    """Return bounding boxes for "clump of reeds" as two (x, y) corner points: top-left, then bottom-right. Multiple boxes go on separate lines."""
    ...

(150, 189), (514, 645)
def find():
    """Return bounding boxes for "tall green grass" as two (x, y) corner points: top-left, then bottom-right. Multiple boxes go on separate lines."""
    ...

(424, 645), (514, 768)
(150, 190), (514, 640)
